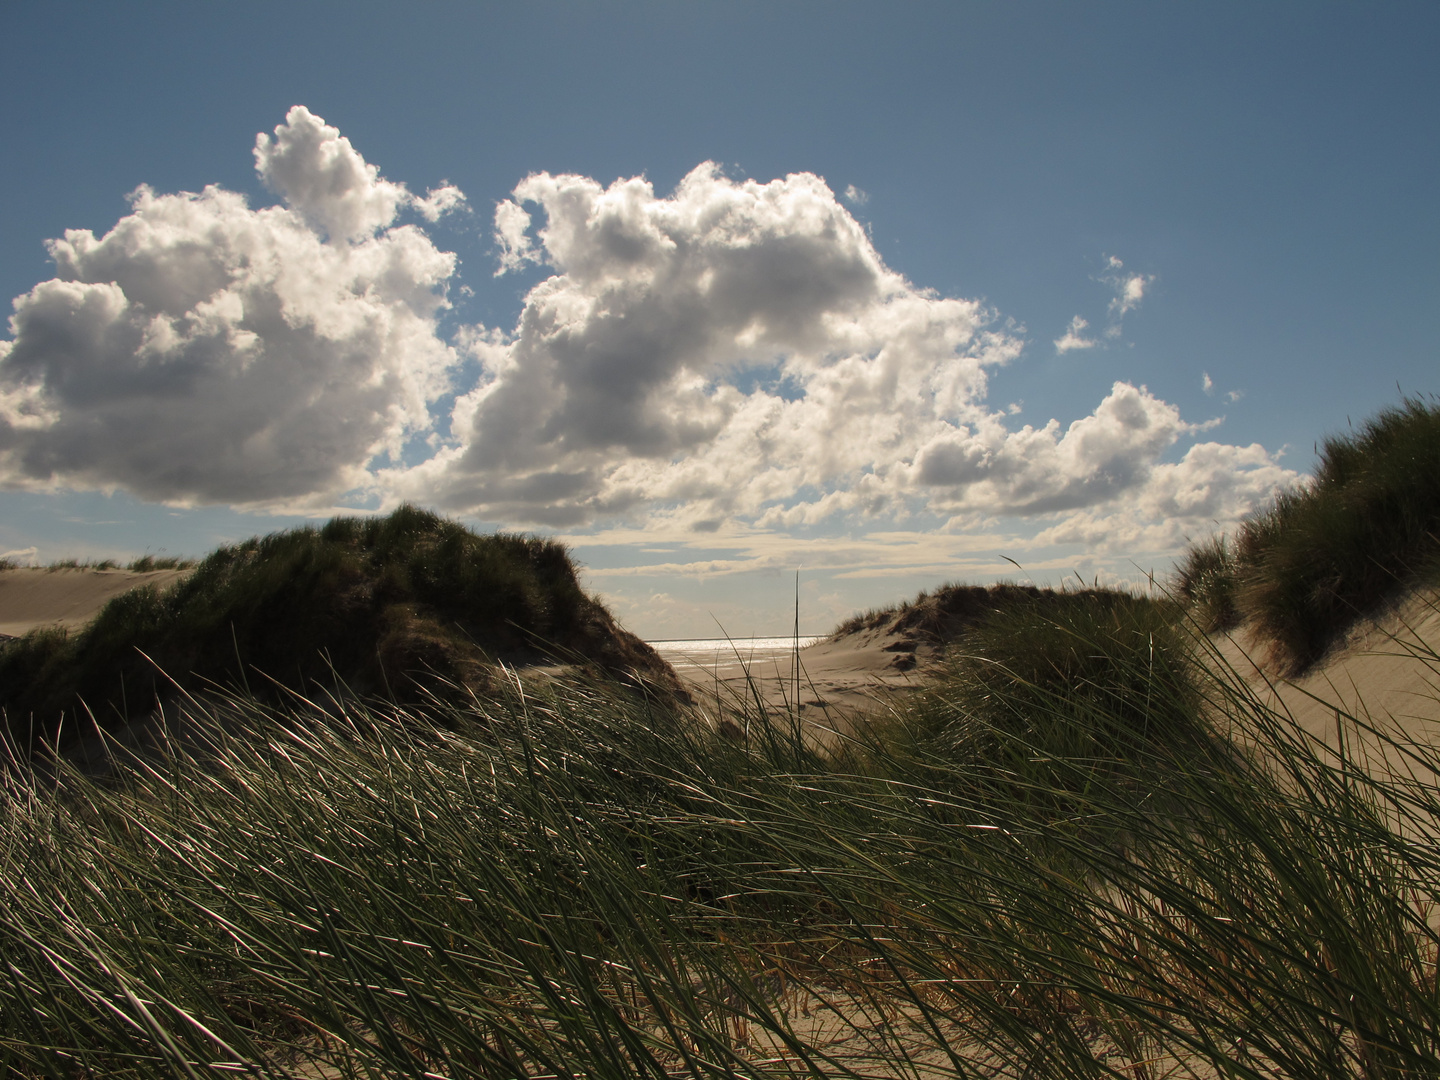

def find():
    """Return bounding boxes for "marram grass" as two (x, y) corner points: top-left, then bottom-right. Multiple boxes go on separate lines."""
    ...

(1177, 394), (1440, 672)
(0, 504), (673, 754)
(4, 595), (1440, 1078)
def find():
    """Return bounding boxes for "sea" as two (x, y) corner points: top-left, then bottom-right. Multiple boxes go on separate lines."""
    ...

(649, 636), (826, 674)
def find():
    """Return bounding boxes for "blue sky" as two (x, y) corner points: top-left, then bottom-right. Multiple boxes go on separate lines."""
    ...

(1, 2), (1436, 638)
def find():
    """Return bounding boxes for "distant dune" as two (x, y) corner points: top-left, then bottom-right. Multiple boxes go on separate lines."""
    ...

(665, 583), (1141, 744)
(0, 567), (191, 639)
(663, 578), (1440, 769)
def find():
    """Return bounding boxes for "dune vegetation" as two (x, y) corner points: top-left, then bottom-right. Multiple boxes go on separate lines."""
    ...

(1176, 394), (1440, 672)
(2, 400), (1440, 1076)
(0, 555), (194, 572)
(3, 586), (1439, 1077)
(0, 505), (675, 755)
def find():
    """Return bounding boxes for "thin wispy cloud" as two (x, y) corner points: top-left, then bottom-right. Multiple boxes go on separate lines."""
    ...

(1056, 254), (1156, 355)
(1202, 370), (1244, 404)
(0, 108), (1294, 562)
(1054, 315), (1099, 354)
(1104, 255), (1153, 320)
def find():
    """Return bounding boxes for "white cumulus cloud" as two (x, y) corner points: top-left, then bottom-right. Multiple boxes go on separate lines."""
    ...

(393, 167), (1294, 543)
(0, 107), (462, 509)
(912, 382), (1222, 516)
(1033, 440), (1295, 554)
(392, 163), (1024, 527)
(0, 112), (1294, 556)
(255, 106), (465, 240)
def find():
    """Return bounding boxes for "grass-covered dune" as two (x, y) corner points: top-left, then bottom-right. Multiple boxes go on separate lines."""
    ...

(830, 579), (1158, 651)
(1177, 394), (1440, 673)
(0, 505), (678, 753)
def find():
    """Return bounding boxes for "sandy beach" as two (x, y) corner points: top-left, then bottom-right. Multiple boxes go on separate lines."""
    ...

(654, 630), (934, 709)
(651, 625), (944, 751)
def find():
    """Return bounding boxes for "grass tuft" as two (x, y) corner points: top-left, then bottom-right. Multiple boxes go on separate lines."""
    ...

(1177, 394), (1440, 671)
(43, 557), (120, 571)
(1175, 533), (1241, 633)
(0, 555), (194, 572)
(127, 554), (194, 572)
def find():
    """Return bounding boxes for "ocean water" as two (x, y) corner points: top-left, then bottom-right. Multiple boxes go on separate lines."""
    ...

(650, 636), (826, 673)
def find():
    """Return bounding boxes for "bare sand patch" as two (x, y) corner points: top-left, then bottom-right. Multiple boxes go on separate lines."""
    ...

(0, 567), (191, 638)
(1210, 587), (1440, 784)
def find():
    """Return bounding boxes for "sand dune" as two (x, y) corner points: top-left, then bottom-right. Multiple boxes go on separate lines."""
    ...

(661, 587), (1440, 765)
(7, 563), (1439, 770)
(0, 567), (190, 639)
(1211, 587), (1440, 783)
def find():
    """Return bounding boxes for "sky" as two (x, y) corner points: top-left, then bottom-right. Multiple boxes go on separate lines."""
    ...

(1, 2), (1436, 639)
